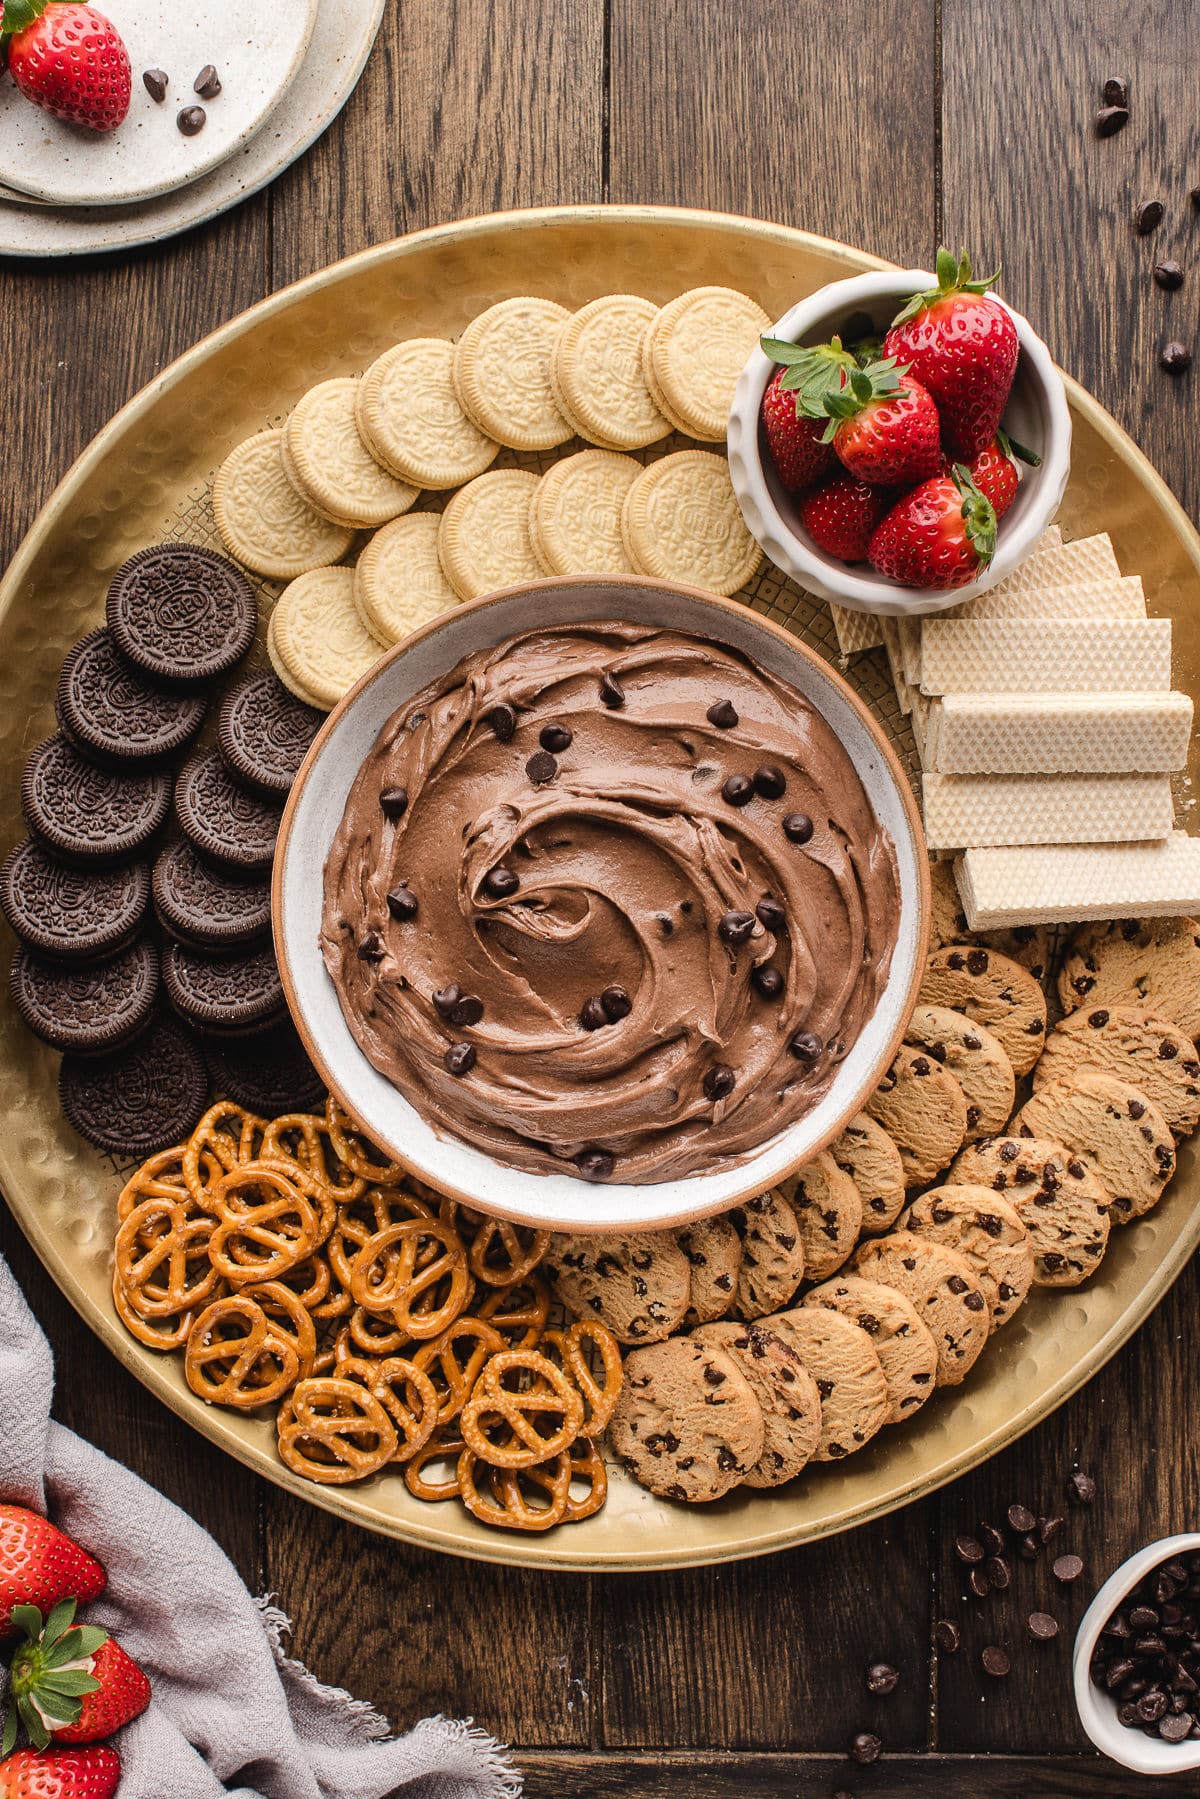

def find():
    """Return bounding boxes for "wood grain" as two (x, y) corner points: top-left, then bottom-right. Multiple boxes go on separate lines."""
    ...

(520, 1751), (1188, 1795)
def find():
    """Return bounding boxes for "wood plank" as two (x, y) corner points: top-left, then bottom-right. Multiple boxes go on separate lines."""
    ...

(608, 0), (938, 265)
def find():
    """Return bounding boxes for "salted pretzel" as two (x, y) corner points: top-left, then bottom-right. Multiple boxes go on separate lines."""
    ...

(277, 1377), (397, 1484)
(327, 1185), (433, 1293)
(542, 1320), (623, 1433)
(557, 1435), (608, 1522)
(184, 1294), (301, 1409)
(412, 1316), (506, 1425)
(460, 1348), (584, 1469)
(267, 1252), (343, 1321)
(213, 1159), (336, 1244)
(111, 1266), (194, 1351)
(114, 1198), (219, 1318)
(243, 1279), (318, 1381)
(208, 1173), (320, 1287)
(403, 1426), (466, 1502)
(345, 1304), (411, 1358)
(475, 1276), (551, 1348)
(348, 1218), (471, 1340)
(183, 1101), (266, 1206)
(458, 1447), (571, 1532)
(333, 1354), (439, 1461)
(325, 1097), (404, 1185)
(260, 1111), (366, 1199)
(116, 1145), (211, 1222)
(467, 1217), (551, 1288)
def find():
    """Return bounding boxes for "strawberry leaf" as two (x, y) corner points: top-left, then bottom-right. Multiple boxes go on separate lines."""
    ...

(41, 1599), (77, 1649)
(760, 336), (810, 366)
(1, 1705), (16, 1761)
(37, 1671), (100, 1698)
(8, 1606), (43, 1641)
(71, 1626), (107, 1658)
(951, 462), (998, 567)
(17, 1690), (50, 1751)
(1, 0), (48, 38)
(890, 246), (1002, 327)
(998, 425), (1041, 468)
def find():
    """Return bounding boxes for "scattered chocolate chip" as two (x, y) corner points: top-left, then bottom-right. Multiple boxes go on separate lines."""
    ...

(955, 1534), (985, 1565)
(1054, 1554), (1084, 1584)
(357, 931), (385, 961)
(601, 984), (632, 1021)
(722, 773), (754, 807)
(433, 984), (462, 1019)
(1067, 1471), (1097, 1506)
(580, 996), (609, 1031)
(484, 866), (520, 898)
(981, 1646), (1011, 1678)
(718, 909), (756, 947)
(193, 64), (221, 98)
(752, 964), (784, 1000)
(866, 1662), (899, 1696)
(1007, 1503), (1037, 1534)
(756, 897), (787, 933)
(1018, 1535), (1040, 1561)
(980, 1523), (1006, 1557)
(1136, 199), (1164, 234)
(380, 785), (409, 819)
(445, 1042), (475, 1076)
(934, 1619), (961, 1654)
(386, 884), (418, 921)
(143, 67), (168, 102)
(449, 994), (484, 1028)
(1155, 260), (1186, 290)
(1192, 186), (1200, 210)
(707, 699), (738, 729)
(753, 763), (787, 799)
(789, 1030), (822, 1062)
(540, 722), (572, 752)
(525, 750), (558, 784)
(489, 703), (516, 741)
(968, 1567), (992, 1599)
(986, 1556), (1012, 1591)
(848, 1732), (881, 1765)
(1039, 1515), (1064, 1544)
(599, 670), (625, 709)
(1095, 104), (1129, 136)
(783, 811), (814, 843)
(1161, 341), (1192, 373)
(703, 1064), (736, 1101)
(1029, 1612), (1059, 1641)
(177, 104), (207, 135)
(575, 1147), (614, 1181)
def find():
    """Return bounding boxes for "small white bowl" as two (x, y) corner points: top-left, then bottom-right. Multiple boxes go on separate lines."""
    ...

(274, 575), (929, 1235)
(1073, 1532), (1200, 1775)
(726, 267), (1073, 617)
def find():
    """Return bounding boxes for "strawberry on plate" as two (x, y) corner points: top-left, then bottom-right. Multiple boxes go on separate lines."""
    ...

(818, 363), (942, 487)
(0, 1747), (121, 1799)
(868, 464), (998, 590)
(798, 471), (894, 563)
(760, 366), (836, 492)
(0, 1510), (105, 1642)
(4, 1601), (150, 1755)
(2, 2), (131, 133)
(884, 248), (1019, 460)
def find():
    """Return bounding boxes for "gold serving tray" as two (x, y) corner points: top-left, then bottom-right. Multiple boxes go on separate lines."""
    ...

(3, 206), (1198, 1571)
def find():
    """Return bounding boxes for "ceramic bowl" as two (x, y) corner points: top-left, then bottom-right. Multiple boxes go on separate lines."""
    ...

(726, 267), (1073, 617)
(1073, 1532), (1200, 1775)
(273, 575), (929, 1233)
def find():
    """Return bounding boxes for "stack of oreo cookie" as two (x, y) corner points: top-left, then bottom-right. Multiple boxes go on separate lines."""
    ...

(1, 543), (326, 1157)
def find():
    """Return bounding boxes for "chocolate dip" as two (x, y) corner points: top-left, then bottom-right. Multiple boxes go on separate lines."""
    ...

(320, 622), (900, 1184)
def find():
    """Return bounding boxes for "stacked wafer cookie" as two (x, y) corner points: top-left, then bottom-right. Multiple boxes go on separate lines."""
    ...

(833, 528), (1200, 928)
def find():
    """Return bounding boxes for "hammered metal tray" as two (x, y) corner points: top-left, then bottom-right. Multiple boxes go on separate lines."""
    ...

(3, 207), (1199, 1571)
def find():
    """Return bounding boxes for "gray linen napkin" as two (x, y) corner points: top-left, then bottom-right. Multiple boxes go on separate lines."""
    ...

(0, 1254), (521, 1799)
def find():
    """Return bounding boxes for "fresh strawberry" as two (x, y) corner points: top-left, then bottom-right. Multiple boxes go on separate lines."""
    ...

(760, 367), (836, 492)
(820, 364), (942, 487)
(798, 471), (894, 563)
(2, 2), (131, 134)
(941, 428), (1041, 520)
(0, 1511), (105, 1642)
(868, 465), (998, 590)
(4, 1602), (149, 1754)
(884, 247), (1019, 459)
(0, 1747), (121, 1799)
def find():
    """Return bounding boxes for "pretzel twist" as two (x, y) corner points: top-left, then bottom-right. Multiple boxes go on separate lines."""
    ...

(543, 1320), (623, 1433)
(458, 1448), (571, 1532)
(114, 1198), (220, 1317)
(412, 1317), (507, 1425)
(325, 1097), (404, 1185)
(277, 1377), (397, 1484)
(403, 1427), (466, 1502)
(460, 1348), (584, 1468)
(467, 1218), (552, 1288)
(185, 1295), (301, 1409)
(348, 1219), (471, 1340)
(476, 1276), (551, 1348)
(184, 1101), (266, 1206)
(333, 1355), (439, 1461)
(260, 1112), (366, 1200)
(208, 1176), (320, 1287)
(111, 1266), (194, 1351)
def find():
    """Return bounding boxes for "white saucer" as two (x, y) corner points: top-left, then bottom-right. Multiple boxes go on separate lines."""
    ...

(0, 0), (318, 208)
(0, 0), (384, 254)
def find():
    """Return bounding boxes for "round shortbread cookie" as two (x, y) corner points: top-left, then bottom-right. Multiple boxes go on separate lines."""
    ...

(621, 451), (763, 597)
(865, 1043), (969, 1189)
(829, 1111), (907, 1236)
(542, 1229), (691, 1345)
(1057, 917), (1200, 1042)
(1013, 1067), (1175, 1224)
(266, 607), (327, 711)
(269, 567), (385, 711)
(728, 1187), (805, 1320)
(213, 430), (354, 581)
(770, 1306), (889, 1462)
(694, 1319), (821, 1488)
(609, 1335), (765, 1503)
(677, 1214), (742, 1325)
(928, 859), (1052, 985)
(802, 1274), (938, 1426)
(904, 1003), (1015, 1143)
(281, 378), (419, 530)
(851, 1230), (990, 1386)
(437, 470), (543, 602)
(644, 286), (771, 442)
(550, 294), (671, 450)
(780, 1150), (863, 1282)
(919, 945), (1047, 1079)
(948, 1136), (1112, 1287)
(353, 512), (460, 648)
(901, 1186), (1033, 1329)
(356, 338), (500, 489)
(452, 297), (574, 451)
(1035, 1004), (1200, 1141)
(530, 449), (641, 576)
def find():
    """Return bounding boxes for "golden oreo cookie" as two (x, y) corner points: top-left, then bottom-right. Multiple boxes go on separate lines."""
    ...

(353, 513), (460, 647)
(643, 286), (770, 442)
(438, 471), (544, 602)
(621, 450), (762, 595)
(213, 430), (355, 580)
(266, 608), (326, 711)
(550, 296), (671, 451)
(453, 298), (574, 451)
(530, 449), (641, 577)
(269, 567), (386, 710)
(356, 339), (499, 489)
(282, 378), (419, 529)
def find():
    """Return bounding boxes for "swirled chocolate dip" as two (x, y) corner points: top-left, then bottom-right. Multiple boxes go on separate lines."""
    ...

(321, 623), (900, 1184)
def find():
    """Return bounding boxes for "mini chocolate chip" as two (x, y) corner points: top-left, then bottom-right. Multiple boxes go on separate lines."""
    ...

(1029, 1611), (1059, 1641)
(1162, 341), (1193, 374)
(575, 1148), (614, 1181)
(1018, 1535), (1039, 1561)
(433, 984), (463, 1018)
(357, 931), (385, 961)
(722, 773), (754, 807)
(999, 1140), (1019, 1161)
(707, 699), (738, 729)
(1067, 1470), (1097, 1506)
(980, 1524), (1006, 1557)
(703, 1064), (736, 1101)
(1039, 1515), (1063, 1544)
(753, 763), (787, 799)
(380, 785), (409, 819)
(783, 811), (814, 843)
(386, 884), (418, 920)
(968, 1568), (991, 1599)
(934, 1619), (961, 1654)
(580, 996), (609, 1031)
(756, 897), (787, 933)
(955, 1535), (985, 1565)
(143, 67), (168, 101)
(177, 105), (206, 135)
(601, 984), (632, 1021)
(1088, 1010), (1110, 1028)
(752, 963), (784, 999)
(449, 994), (484, 1028)
(445, 1042), (475, 1076)
(1156, 260), (1185, 290)
(719, 909), (756, 946)
(540, 722), (572, 752)
(1136, 198), (1165, 234)
(1054, 1554), (1084, 1583)
(525, 750), (557, 783)
(1007, 1503), (1037, 1533)
(599, 670), (625, 709)
(1095, 104), (1129, 136)
(789, 1030), (822, 1062)
(986, 1556), (1011, 1591)
(966, 948), (989, 974)
(1160, 1037), (1180, 1059)
(865, 1661), (899, 1696)
(1161, 1712), (1194, 1743)
(848, 1731), (881, 1764)
(981, 1647), (1011, 1678)
(484, 866), (520, 898)
(964, 1291), (986, 1312)
(1103, 75), (1129, 106)
(947, 1275), (969, 1295)
(194, 63), (221, 97)
(489, 703), (516, 741)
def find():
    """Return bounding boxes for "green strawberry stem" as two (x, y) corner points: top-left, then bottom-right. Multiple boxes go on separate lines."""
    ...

(890, 246), (1002, 327)
(1, 0), (51, 38)
(996, 424), (1042, 468)
(4, 1599), (105, 1755)
(761, 334), (860, 418)
(951, 462), (998, 568)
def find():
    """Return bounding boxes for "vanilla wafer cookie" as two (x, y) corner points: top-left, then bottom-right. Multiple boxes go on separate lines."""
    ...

(900, 1187), (1033, 1328)
(904, 1003), (1015, 1142)
(1057, 917), (1200, 1042)
(918, 618), (1172, 696)
(922, 771), (1175, 852)
(802, 1274), (938, 1424)
(452, 297), (574, 450)
(865, 1043), (969, 1188)
(922, 691), (1193, 776)
(829, 603), (885, 658)
(1013, 1069), (1175, 1224)
(851, 1231), (990, 1385)
(550, 295), (671, 450)
(947, 1136), (1112, 1287)
(357, 339), (499, 489)
(266, 606), (326, 711)
(642, 286), (771, 441)
(281, 378), (419, 529)
(780, 1151), (863, 1281)
(677, 1214), (742, 1325)
(729, 1187), (806, 1320)
(622, 451), (762, 596)
(829, 1111), (907, 1235)
(769, 1305), (889, 1461)
(1034, 1004), (1200, 1139)
(530, 449), (641, 576)
(436, 470), (543, 602)
(353, 512), (460, 647)
(948, 530), (1115, 615)
(958, 835), (1200, 930)
(919, 945), (1047, 1078)
(213, 430), (354, 580)
(693, 1319), (821, 1487)
(269, 566), (385, 711)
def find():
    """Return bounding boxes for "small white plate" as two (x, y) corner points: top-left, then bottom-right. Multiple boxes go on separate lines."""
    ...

(0, 0), (318, 207)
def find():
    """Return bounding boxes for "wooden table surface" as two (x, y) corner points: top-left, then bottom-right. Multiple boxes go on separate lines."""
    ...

(2, 4), (1199, 1794)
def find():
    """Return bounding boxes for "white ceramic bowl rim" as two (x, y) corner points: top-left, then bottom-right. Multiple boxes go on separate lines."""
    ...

(273, 575), (930, 1234)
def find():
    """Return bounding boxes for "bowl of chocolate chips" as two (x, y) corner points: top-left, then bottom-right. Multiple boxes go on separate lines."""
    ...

(274, 573), (929, 1232)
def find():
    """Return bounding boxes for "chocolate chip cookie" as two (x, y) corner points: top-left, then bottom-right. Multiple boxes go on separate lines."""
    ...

(728, 1188), (806, 1319)
(609, 1335), (765, 1502)
(866, 1043), (968, 1188)
(829, 1111), (907, 1235)
(770, 1306), (889, 1461)
(781, 1150), (863, 1280)
(802, 1273), (938, 1425)
(694, 1319), (821, 1487)
(929, 857), (1052, 984)
(904, 1003), (1015, 1143)
(1014, 1068), (1175, 1223)
(677, 1215), (742, 1324)
(948, 1136), (1112, 1287)
(542, 1230), (691, 1344)
(901, 1186), (1033, 1329)
(919, 945), (1047, 1079)
(1035, 1005), (1200, 1141)
(851, 1231), (990, 1386)
(1057, 917), (1200, 1043)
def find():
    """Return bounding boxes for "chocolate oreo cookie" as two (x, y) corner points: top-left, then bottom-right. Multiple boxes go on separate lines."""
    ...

(217, 671), (323, 799)
(59, 1015), (208, 1157)
(162, 938), (286, 1037)
(175, 748), (281, 872)
(106, 543), (257, 687)
(208, 1019), (325, 1113)
(11, 938), (159, 1054)
(57, 629), (207, 768)
(0, 839), (150, 961)
(22, 734), (170, 864)
(153, 839), (272, 952)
